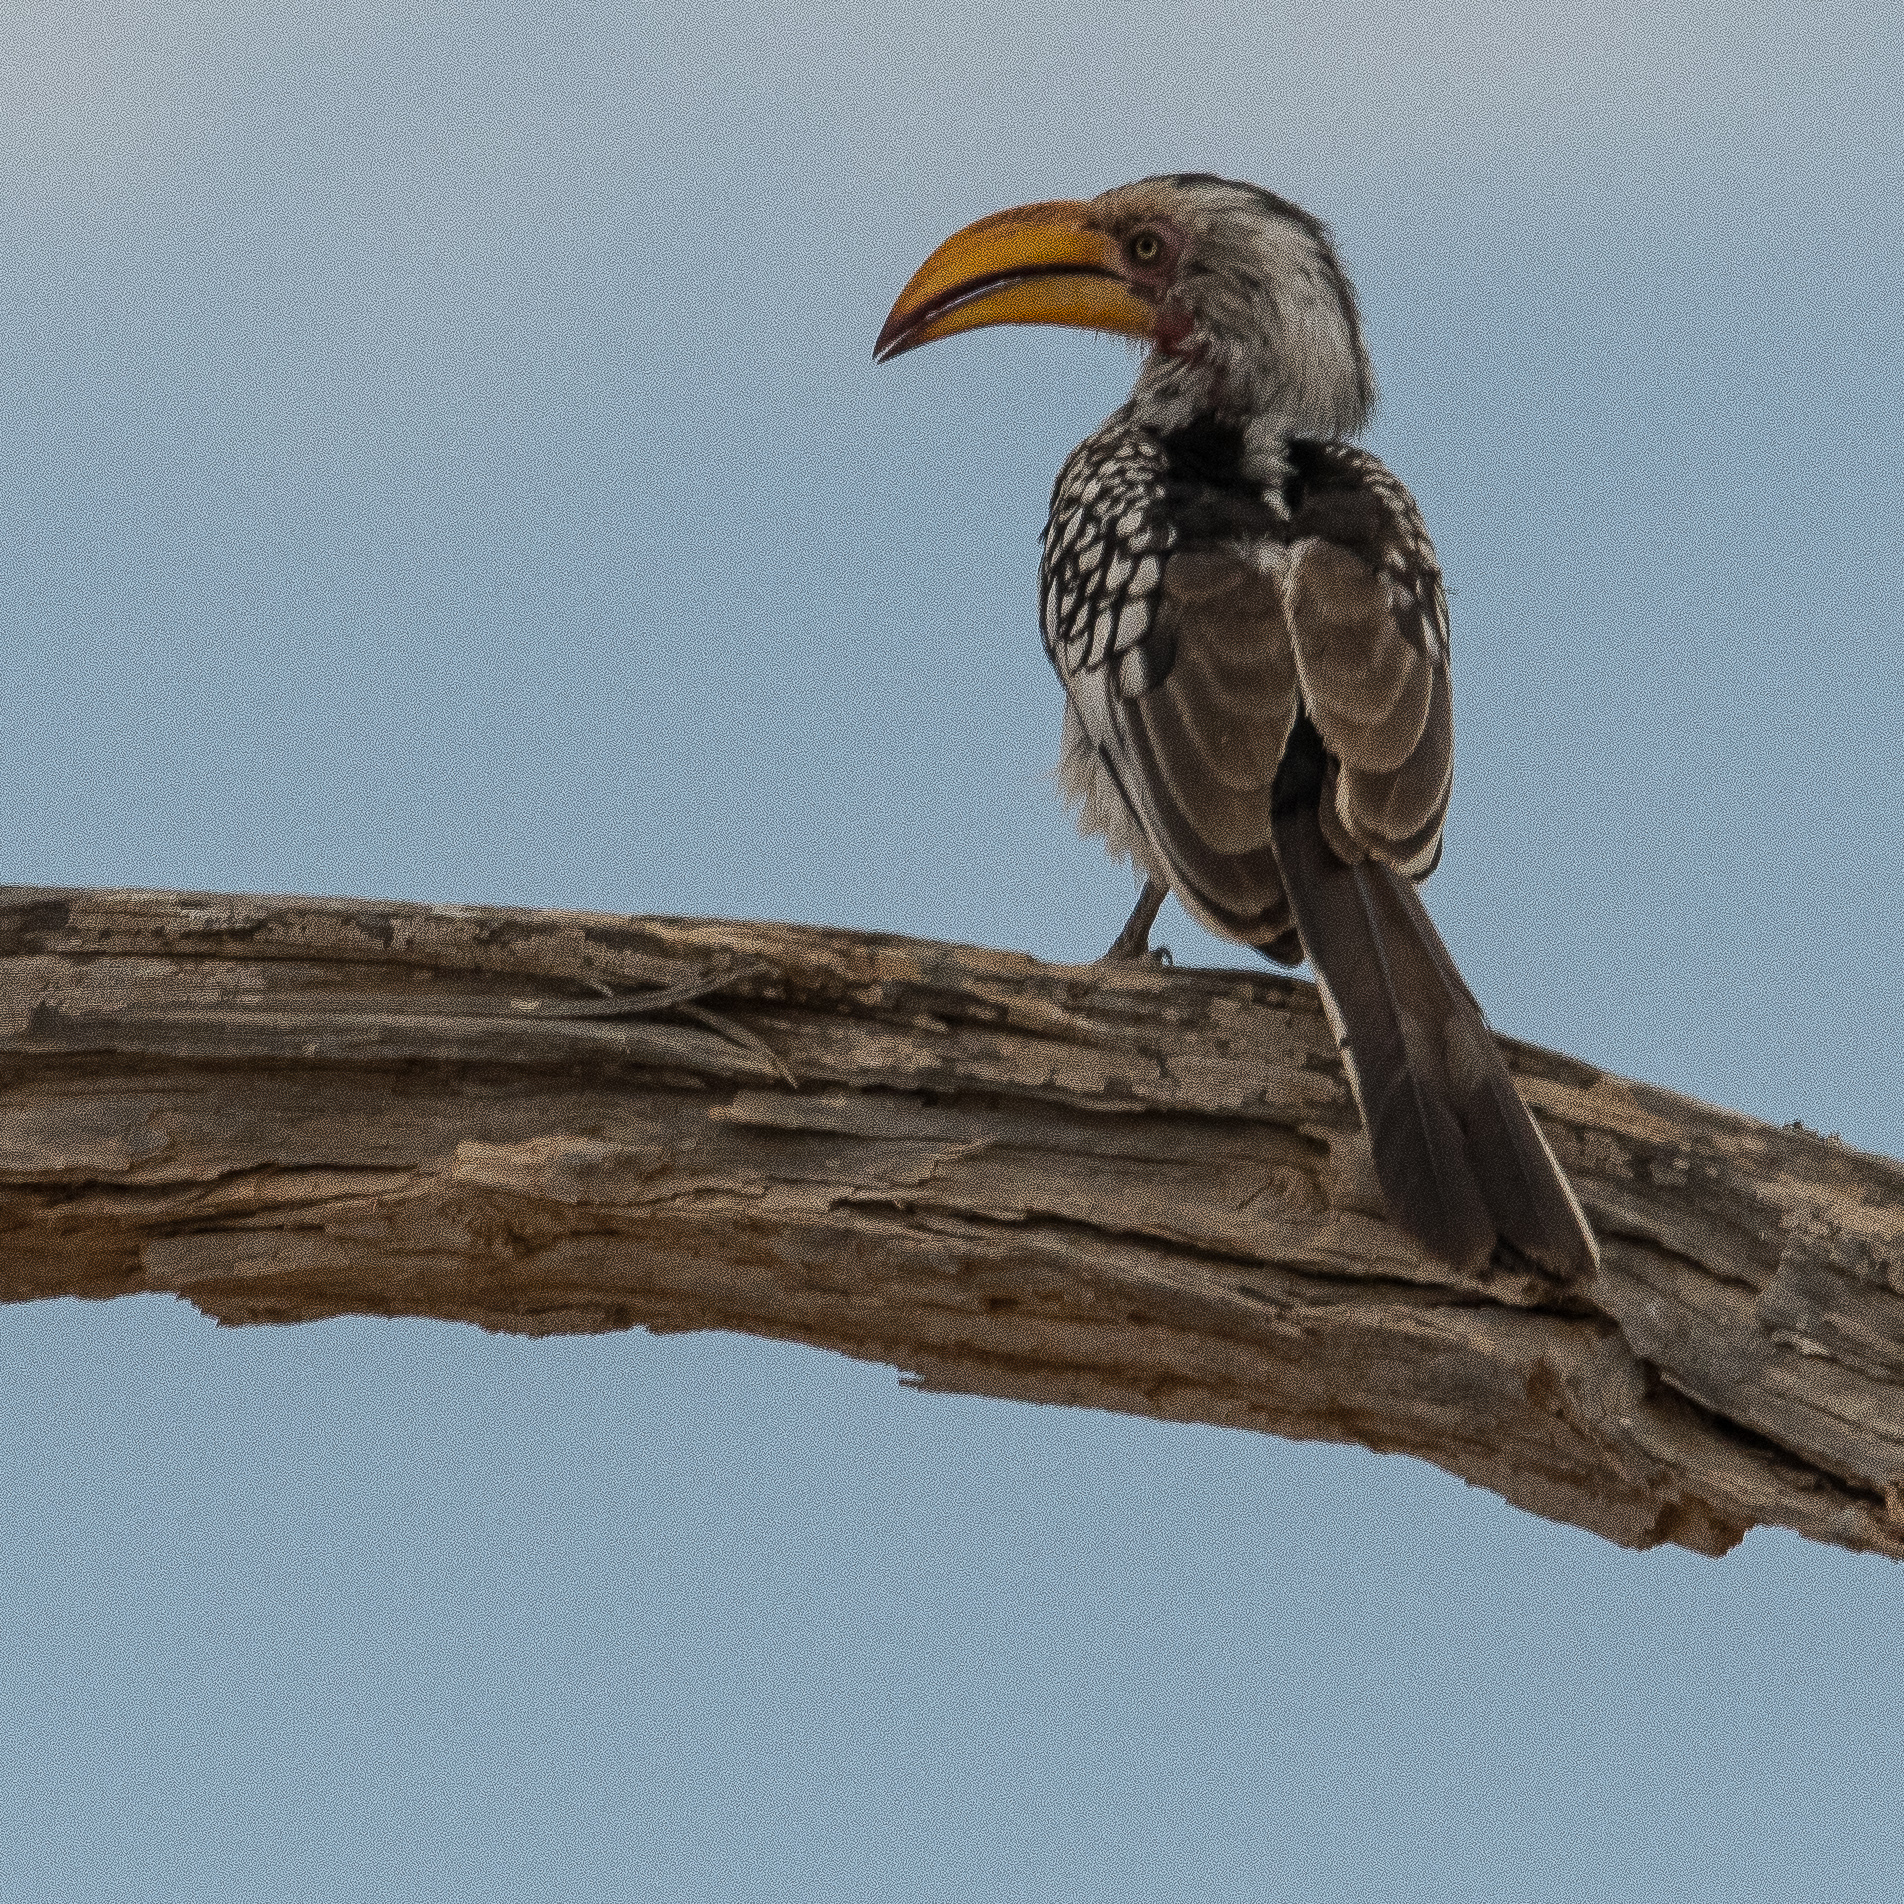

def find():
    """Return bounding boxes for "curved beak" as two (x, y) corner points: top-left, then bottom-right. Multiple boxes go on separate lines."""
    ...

(874, 199), (1155, 363)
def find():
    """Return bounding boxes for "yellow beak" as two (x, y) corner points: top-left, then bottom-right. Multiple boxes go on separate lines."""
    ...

(874, 199), (1156, 363)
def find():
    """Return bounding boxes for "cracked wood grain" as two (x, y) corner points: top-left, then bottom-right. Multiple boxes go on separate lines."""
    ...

(1, 885), (1900, 1561)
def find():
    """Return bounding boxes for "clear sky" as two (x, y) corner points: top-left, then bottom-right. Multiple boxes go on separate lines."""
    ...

(4, 3), (1901, 1897)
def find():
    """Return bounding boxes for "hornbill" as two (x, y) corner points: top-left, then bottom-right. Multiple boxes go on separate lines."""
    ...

(875, 174), (1597, 1280)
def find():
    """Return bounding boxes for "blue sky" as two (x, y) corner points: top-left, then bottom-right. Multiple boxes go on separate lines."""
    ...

(4, 4), (1901, 1897)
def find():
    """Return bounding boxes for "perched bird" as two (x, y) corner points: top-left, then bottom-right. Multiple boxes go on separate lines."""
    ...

(876, 174), (1597, 1279)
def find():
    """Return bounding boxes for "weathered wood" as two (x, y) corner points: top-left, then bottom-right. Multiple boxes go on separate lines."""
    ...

(2, 885), (1899, 1560)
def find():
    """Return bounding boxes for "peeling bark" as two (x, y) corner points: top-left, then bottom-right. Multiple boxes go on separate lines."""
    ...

(2, 886), (1900, 1560)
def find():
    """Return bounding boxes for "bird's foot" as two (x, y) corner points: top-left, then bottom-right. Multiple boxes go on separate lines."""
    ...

(1098, 878), (1171, 965)
(1099, 935), (1173, 966)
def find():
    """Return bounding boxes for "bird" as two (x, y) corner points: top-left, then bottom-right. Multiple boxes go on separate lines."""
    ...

(875, 173), (1598, 1281)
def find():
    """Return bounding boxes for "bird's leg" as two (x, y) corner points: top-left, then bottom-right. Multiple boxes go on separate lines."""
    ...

(1100, 877), (1171, 964)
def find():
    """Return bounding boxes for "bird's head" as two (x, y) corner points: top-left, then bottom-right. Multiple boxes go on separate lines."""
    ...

(875, 174), (1375, 441)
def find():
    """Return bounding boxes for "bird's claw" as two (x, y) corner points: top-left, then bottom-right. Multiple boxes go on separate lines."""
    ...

(1098, 937), (1172, 968)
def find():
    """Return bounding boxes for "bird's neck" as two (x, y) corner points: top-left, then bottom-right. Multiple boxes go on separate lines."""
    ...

(1116, 382), (1301, 497)
(1125, 318), (1371, 484)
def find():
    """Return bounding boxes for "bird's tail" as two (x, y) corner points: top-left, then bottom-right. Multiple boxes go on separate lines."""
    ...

(1269, 802), (1599, 1279)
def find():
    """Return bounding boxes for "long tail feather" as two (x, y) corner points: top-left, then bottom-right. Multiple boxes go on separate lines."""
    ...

(1270, 802), (1599, 1278)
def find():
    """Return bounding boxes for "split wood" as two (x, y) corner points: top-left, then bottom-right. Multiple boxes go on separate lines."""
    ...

(3, 887), (1900, 1560)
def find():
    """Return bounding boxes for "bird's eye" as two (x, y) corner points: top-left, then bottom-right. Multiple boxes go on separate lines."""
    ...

(1127, 230), (1164, 266)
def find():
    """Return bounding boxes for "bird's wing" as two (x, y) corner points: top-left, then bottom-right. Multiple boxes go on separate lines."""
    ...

(1041, 427), (1303, 955)
(1281, 440), (1453, 878)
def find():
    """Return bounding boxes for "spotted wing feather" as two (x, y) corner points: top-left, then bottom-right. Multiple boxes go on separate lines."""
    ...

(1284, 440), (1453, 877)
(1043, 426), (1303, 957)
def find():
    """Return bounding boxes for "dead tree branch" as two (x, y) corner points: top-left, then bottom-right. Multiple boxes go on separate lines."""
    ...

(2, 886), (1900, 1560)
